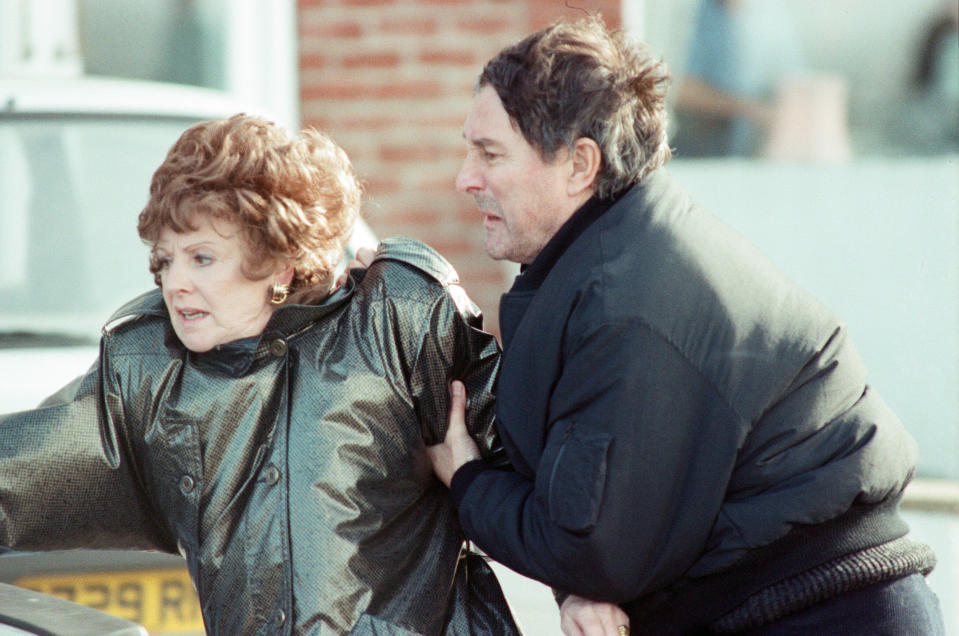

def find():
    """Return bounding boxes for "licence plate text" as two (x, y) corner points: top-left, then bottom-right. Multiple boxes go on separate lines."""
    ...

(16, 567), (203, 635)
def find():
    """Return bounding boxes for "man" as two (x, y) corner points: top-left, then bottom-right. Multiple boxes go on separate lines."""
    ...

(426, 15), (946, 635)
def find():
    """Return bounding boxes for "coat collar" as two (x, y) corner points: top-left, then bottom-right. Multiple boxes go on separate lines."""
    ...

(100, 236), (456, 376)
(508, 192), (621, 294)
(103, 277), (356, 377)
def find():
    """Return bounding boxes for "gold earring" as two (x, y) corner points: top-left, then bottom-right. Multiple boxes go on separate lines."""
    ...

(269, 282), (289, 305)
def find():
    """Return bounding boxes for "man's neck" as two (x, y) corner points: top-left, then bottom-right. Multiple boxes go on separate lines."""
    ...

(509, 192), (621, 293)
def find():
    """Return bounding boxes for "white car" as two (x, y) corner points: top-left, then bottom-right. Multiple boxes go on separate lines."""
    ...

(0, 76), (375, 636)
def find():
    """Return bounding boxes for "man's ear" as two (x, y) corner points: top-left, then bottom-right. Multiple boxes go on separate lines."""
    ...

(567, 137), (602, 198)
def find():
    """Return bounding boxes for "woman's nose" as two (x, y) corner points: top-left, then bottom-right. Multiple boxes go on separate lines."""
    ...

(162, 258), (191, 293)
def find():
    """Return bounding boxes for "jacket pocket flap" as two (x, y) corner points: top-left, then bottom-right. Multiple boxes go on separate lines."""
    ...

(545, 423), (612, 533)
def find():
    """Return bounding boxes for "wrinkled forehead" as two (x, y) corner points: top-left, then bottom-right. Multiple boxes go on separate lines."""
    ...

(154, 214), (242, 249)
(464, 85), (546, 157)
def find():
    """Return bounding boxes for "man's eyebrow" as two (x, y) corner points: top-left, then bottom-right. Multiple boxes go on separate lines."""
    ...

(463, 135), (500, 149)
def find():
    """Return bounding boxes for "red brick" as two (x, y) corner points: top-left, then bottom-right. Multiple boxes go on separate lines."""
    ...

(380, 16), (439, 36)
(342, 53), (402, 69)
(334, 116), (407, 130)
(362, 177), (403, 194)
(455, 16), (512, 34)
(300, 115), (334, 132)
(427, 240), (478, 258)
(379, 144), (459, 162)
(417, 175), (460, 193)
(301, 80), (443, 100)
(529, 0), (621, 30)
(300, 21), (363, 39)
(299, 53), (326, 69)
(413, 0), (471, 5)
(388, 209), (442, 226)
(463, 267), (510, 285)
(294, 0), (530, 336)
(418, 50), (476, 66)
(422, 114), (472, 129)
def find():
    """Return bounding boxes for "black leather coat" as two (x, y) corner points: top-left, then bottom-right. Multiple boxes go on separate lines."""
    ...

(0, 238), (520, 635)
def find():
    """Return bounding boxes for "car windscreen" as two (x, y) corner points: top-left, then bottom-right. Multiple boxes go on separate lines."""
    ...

(0, 115), (197, 343)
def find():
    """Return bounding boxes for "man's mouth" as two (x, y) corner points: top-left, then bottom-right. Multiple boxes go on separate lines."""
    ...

(483, 214), (503, 228)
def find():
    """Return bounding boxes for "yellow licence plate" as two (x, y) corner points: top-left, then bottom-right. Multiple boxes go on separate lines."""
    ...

(16, 567), (204, 635)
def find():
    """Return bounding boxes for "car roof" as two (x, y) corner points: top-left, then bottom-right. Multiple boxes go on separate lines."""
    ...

(0, 76), (279, 123)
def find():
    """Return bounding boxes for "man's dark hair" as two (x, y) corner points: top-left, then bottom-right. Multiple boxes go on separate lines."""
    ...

(478, 15), (672, 198)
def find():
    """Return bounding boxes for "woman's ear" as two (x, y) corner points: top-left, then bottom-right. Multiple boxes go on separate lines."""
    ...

(567, 137), (602, 198)
(277, 263), (295, 286)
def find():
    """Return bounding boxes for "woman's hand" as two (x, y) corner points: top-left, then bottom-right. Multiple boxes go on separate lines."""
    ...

(426, 380), (481, 486)
(334, 246), (376, 289)
(560, 595), (630, 636)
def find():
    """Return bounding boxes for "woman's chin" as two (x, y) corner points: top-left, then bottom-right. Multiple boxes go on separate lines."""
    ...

(174, 328), (216, 353)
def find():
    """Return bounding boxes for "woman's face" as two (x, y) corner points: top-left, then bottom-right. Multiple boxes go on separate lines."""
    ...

(153, 215), (291, 352)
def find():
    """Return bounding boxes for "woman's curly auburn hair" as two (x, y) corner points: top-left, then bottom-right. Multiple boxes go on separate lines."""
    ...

(137, 113), (361, 302)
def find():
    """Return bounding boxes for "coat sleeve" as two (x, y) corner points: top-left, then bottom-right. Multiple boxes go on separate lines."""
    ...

(0, 338), (174, 552)
(452, 319), (743, 602)
(408, 282), (505, 464)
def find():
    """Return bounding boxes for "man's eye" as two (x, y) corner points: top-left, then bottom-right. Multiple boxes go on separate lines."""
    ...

(482, 151), (498, 161)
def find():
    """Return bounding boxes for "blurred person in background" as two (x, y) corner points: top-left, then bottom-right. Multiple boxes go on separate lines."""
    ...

(900, 0), (959, 153)
(672, 0), (806, 157)
(427, 15), (946, 635)
(0, 114), (520, 635)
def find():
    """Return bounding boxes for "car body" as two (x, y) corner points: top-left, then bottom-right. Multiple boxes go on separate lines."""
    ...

(0, 582), (146, 636)
(0, 76), (375, 636)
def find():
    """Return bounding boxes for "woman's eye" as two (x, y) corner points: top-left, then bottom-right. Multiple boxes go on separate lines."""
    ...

(482, 151), (498, 161)
(194, 253), (213, 266)
(155, 256), (171, 269)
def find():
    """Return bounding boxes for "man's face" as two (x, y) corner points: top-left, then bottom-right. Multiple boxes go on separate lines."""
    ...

(456, 85), (578, 265)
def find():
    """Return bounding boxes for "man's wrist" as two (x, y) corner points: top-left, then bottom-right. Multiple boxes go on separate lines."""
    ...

(449, 458), (487, 506)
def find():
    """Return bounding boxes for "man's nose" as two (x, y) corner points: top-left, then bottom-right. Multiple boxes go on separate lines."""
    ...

(455, 156), (482, 194)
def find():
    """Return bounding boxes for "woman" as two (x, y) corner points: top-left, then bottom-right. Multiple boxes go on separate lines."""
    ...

(0, 114), (519, 635)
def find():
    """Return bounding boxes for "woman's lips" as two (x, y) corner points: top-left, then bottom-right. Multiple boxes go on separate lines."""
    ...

(177, 308), (209, 321)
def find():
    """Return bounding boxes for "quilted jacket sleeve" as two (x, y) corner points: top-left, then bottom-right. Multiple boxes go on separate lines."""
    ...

(372, 237), (505, 463)
(412, 282), (503, 461)
(0, 338), (173, 552)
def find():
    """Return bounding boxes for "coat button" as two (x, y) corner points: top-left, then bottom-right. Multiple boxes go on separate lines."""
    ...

(268, 338), (287, 357)
(179, 475), (195, 494)
(275, 608), (286, 626)
(263, 465), (281, 486)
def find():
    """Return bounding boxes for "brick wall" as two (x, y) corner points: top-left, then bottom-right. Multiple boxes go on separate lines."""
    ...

(298, 0), (620, 336)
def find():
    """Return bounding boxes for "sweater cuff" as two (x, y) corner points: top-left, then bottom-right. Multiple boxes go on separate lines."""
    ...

(450, 459), (488, 506)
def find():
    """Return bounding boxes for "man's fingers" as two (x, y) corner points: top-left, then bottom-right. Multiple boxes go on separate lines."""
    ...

(333, 247), (378, 289)
(560, 615), (585, 636)
(448, 380), (468, 433)
(354, 246), (376, 266)
(560, 596), (628, 636)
